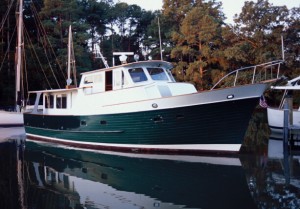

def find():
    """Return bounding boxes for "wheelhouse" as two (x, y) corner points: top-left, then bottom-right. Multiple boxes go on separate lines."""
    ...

(79, 61), (176, 92)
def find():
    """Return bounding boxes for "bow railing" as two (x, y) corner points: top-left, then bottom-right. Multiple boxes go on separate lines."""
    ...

(211, 60), (284, 90)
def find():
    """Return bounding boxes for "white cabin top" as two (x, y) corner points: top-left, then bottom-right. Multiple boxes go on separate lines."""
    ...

(79, 60), (176, 91)
(28, 60), (178, 94)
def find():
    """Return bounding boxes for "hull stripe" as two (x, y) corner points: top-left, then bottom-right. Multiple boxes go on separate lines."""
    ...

(26, 133), (241, 153)
(25, 125), (124, 133)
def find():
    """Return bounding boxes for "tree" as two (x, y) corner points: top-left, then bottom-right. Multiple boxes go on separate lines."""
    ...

(284, 7), (300, 69)
(228, 0), (289, 64)
(163, 0), (225, 90)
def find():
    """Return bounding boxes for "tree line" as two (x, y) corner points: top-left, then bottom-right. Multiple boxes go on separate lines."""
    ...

(0, 0), (299, 106)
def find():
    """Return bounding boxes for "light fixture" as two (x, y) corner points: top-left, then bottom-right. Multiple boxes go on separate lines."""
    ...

(134, 54), (139, 62)
(119, 54), (127, 64)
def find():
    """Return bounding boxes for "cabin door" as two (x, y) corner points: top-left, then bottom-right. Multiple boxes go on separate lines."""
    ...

(105, 71), (113, 91)
(113, 69), (123, 90)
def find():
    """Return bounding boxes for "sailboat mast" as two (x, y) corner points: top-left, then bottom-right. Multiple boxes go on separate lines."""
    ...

(67, 26), (71, 85)
(15, 0), (23, 111)
(66, 25), (73, 87)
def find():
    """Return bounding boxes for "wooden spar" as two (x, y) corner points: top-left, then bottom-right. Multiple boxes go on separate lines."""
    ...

(67, 25), (72, 86)
(16, 0), (23, 111)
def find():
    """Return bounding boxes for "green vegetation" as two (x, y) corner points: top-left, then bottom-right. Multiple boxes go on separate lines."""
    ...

(0, 0), (299, 106)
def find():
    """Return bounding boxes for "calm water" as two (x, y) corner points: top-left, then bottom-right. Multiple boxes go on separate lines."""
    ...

(0, 113), (300, 209)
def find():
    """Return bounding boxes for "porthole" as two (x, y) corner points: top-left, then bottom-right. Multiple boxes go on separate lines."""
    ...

(81, 120), (87, 126)
(100, 120), (107, 125)
(176, 114), (184, 120)
(152, 115), (163, 123)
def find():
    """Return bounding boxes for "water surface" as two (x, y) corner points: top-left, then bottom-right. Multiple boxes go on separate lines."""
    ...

(0, 123), (299, 209)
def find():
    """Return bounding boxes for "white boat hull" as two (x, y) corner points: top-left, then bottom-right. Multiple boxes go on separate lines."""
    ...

(0, 110), (24, 127)
(267, 107), (300, 137)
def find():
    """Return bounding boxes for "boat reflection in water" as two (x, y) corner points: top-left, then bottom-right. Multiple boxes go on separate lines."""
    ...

(0, 135), (26, 209)
(24, 140), (256, 209)
(241, 139), (300, 209)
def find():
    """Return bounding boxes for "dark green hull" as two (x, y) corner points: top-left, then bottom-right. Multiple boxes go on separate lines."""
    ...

(24, 97), (258, 153)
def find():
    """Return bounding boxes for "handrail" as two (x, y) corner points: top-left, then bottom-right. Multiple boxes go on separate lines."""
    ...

(211, 60), (284, 90)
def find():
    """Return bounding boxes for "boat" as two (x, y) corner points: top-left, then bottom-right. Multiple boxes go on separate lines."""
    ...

(23, 36), (283, 155)
(0, 0), (24, 127)
(0, 110), (23, 127)
(267, 75), (300, 140)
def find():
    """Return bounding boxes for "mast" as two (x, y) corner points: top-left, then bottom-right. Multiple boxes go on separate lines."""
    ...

(15, 0), (23, 111)
(67, 25), (72, 86)
(66, 25), (77, 87)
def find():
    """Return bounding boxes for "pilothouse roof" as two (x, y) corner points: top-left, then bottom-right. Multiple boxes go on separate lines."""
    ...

(80, 60), (173, 75)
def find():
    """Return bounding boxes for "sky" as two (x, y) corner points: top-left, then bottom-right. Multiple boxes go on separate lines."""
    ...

(114, 0), (299, 24)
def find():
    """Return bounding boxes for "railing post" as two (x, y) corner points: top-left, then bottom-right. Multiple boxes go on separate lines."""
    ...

(277, 63), (281, 79)
(233, 71), (238, 87)
(252, 66), (257, 84)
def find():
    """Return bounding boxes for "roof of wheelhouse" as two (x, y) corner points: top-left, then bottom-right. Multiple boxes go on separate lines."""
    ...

(80, 60), (173, 76)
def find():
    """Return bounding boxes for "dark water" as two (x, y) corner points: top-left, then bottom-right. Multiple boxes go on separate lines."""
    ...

(0, 112), (300, 209)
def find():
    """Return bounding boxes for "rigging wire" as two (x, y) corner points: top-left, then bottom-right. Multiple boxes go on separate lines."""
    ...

(0, 0), (15, 33)
(2, 1), (74, 90)
(23, 26), (52, 89)
(30, 3), (66, 85)
(0, 26), (17, 72)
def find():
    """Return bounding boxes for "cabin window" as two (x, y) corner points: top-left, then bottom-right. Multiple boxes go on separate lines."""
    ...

(84, 76), (93, 84)
(122, 71), (128, 85)
(45, 94), (54, 109)
(166, 69), (176, 82)
(128, 68), (148, 83)
(56, 94), (67, 109)
(147, 68), (169, 81)
(27, 93), (43, 106)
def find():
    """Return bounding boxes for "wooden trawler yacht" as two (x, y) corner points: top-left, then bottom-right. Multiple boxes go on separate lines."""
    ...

(23, 48), (283, 154)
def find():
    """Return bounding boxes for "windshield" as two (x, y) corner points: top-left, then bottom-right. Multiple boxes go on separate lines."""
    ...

(128, 68), (148, 83)
(147, 68), (169, 81)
